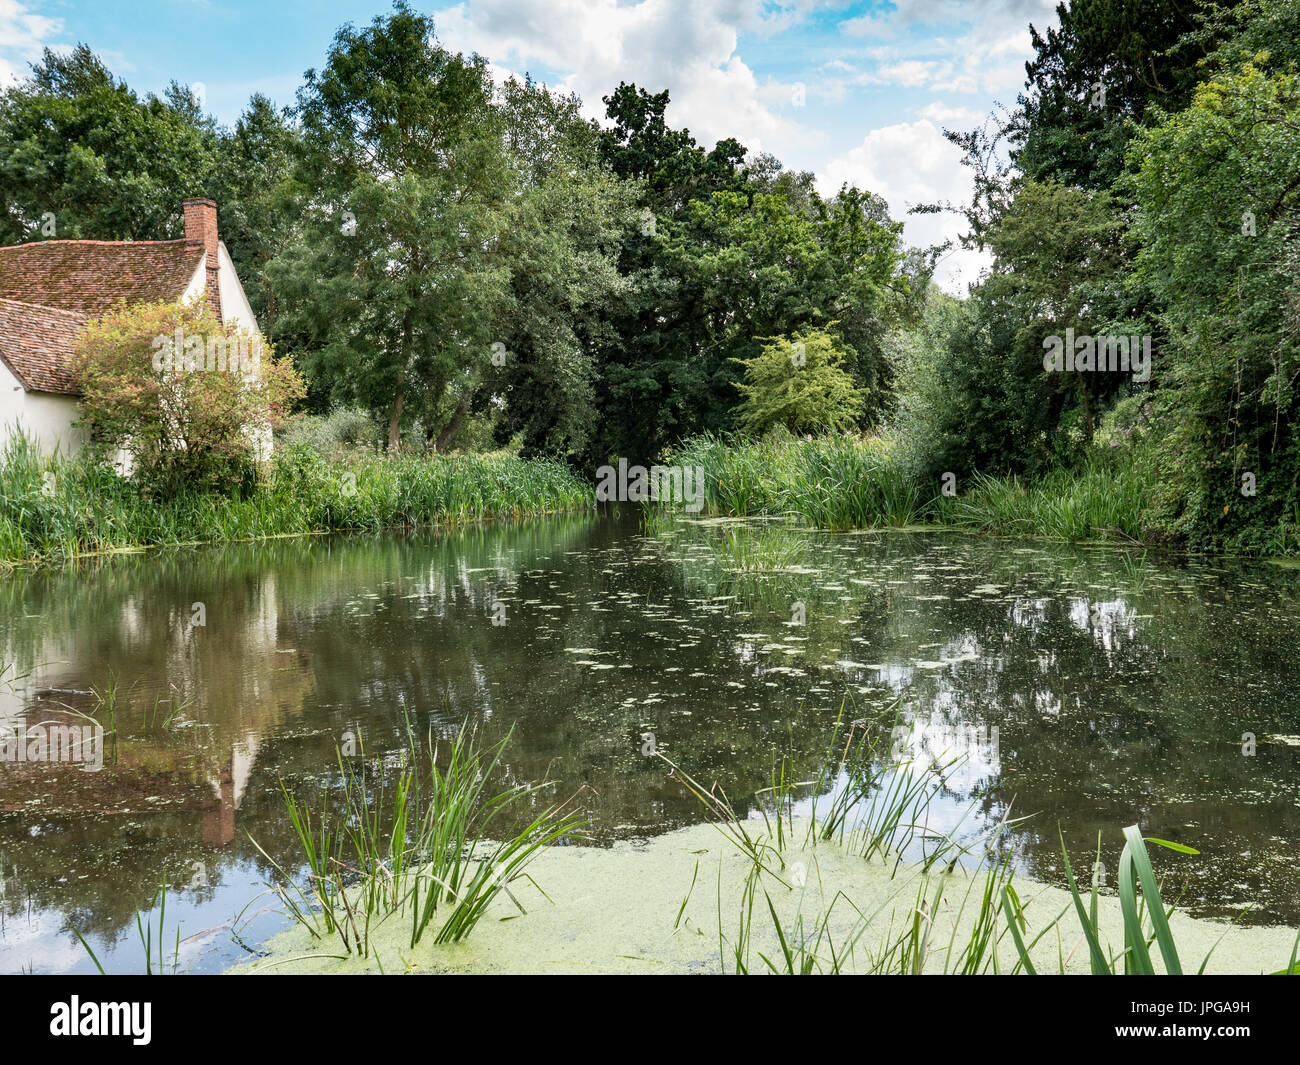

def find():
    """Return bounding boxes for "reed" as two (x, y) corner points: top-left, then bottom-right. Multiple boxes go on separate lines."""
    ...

(663, 432), (1148, 543)
(668, 700), (1300, 976)
(1036, 826), (1200, 975)
(719, 862), (877, 974)
(665, 432), (917, 529)
(72, 881), (181, 975)
(253, 721), (587, 955)
(932, 462), (1147, 543)
(805, 707), (967, 873)
(0, 430), (592, 565)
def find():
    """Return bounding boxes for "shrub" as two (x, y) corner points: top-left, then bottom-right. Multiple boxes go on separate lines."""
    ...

(70, 300), (305, 494)
(280, 408), (379, 456)
(730, 329), (863, 437)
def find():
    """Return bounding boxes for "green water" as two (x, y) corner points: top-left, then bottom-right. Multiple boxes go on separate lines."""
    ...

(1, 510), (1297, 973)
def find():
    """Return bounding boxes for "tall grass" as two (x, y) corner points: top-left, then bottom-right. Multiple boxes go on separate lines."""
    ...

(932, 461), (1147, 543)
(253, 721), (587, 956)
(711, 775), (1029, 975)
(666, 432), (920, 529)
(808, 709), (967, 873)
(1036, 826), (1221, 975)
(661, 432), (1146, 542)
(670, 710), (1298, 975)
(0, 432), (592, 565)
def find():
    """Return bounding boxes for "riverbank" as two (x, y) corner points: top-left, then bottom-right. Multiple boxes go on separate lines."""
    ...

(664, 433), (1300, 557)
(229, 820), (1298, 976)
(0, 438), (592, 567)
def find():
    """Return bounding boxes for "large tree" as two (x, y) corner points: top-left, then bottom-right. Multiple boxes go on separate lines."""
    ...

(587, 83), (915, 465)
(1013, 0), (1236, 191)
(207, 94), (302, 333)
(1129, 57), (1300, 546)
(0, 45), (217, 244)
(268, 2), (515, 451)
(482, 76), (633, 459)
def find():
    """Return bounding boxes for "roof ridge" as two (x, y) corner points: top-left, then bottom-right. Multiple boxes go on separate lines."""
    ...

(0, 238), (199, 251)
(0, 296), (90, 320)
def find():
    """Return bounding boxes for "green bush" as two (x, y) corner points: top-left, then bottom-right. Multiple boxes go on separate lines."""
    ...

(279, 408), (380, 456)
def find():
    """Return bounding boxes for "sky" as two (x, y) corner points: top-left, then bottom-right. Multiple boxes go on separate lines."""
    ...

(0, 0), (1060, 291)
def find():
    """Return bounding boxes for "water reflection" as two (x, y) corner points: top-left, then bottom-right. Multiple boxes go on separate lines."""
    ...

(1, 512), (1298, 972)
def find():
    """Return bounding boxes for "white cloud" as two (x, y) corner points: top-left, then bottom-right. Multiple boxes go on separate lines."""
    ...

(918, 100), (984, 126)
(837, 0), (1053, 98)
(0, 0), (62, 86)
(840, 12), (900, 40)
(819, 118), (989, 294)
(849, 0), (1053, 31)
(433, 0), (821, 158)
(876, 59), (947, 89)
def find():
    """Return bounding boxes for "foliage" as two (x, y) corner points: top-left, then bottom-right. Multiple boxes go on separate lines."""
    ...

(484, 76), (635, 459)
(267, 2), (513, 452)
(0, 45), (216, 244)
(932, 457), (1149, 543)
(11, 0), (1300, 554)
(0, 429), (591, 565)
(1013, 0), (1231, 191)
(731, 329), (863, 436)
(253, 723), (586, 953)
(279, 408), (379, 457)
(586, 84), (915, 466)
(205, 94), (302, 332)
(1127, 58), (1300, 547)
(666, 433), (919, 531)
(69, 300), (305, 494)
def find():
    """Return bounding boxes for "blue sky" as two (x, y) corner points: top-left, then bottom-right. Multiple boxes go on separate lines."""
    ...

(0, 1), (1060, 290)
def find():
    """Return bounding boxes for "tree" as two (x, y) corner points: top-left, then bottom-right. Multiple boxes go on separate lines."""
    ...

(983, 178), (1129, 440)
(0, 45), (217, 244)
(815, 183), (918, 414)
(587, 83), (914, 465)
(484, 76), (633, 459)
(207, 94), (303, 333)
(597, 82), (747, 214)
(731, 329), (863, 436)
(1128, 59), (1300, 545)
(586, 82), (751, 464)
(1013, 0), (1235, 191)
(268, 2), (514, 451)
(70, 300), (305, 494)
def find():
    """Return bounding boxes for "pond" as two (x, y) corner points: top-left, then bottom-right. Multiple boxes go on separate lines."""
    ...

(1, 510), (1298, 973)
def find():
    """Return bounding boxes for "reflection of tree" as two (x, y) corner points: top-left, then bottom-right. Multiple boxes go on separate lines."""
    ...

(857, 542), (1300, 923)
(2, 513), (1299, 956)
(0, 545), (318, 942)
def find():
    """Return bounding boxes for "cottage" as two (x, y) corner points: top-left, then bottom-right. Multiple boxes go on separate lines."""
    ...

(0, 198), (262, 455)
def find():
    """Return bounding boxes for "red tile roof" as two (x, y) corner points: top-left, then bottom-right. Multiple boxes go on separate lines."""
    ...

(0, 239), (204, 318)
(0, 236), (210, 396)
(0, 297), (88, 395)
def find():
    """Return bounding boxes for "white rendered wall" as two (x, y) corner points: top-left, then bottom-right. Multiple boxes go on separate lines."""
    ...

(0, 360), (86, 456)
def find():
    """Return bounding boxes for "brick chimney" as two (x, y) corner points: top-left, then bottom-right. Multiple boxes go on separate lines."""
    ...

(183, 198), (222, 325)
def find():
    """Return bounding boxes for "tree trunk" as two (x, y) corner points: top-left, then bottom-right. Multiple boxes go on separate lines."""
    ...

(387, 385), (405, 451)
(389, 309), (413, 451)
(433, 392), (471, 453)
(1076, 372), (1094, 440)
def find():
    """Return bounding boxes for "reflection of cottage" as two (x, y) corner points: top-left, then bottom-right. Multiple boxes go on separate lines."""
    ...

(0, 199), (261, 455)
(202, 738), (260, 847)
